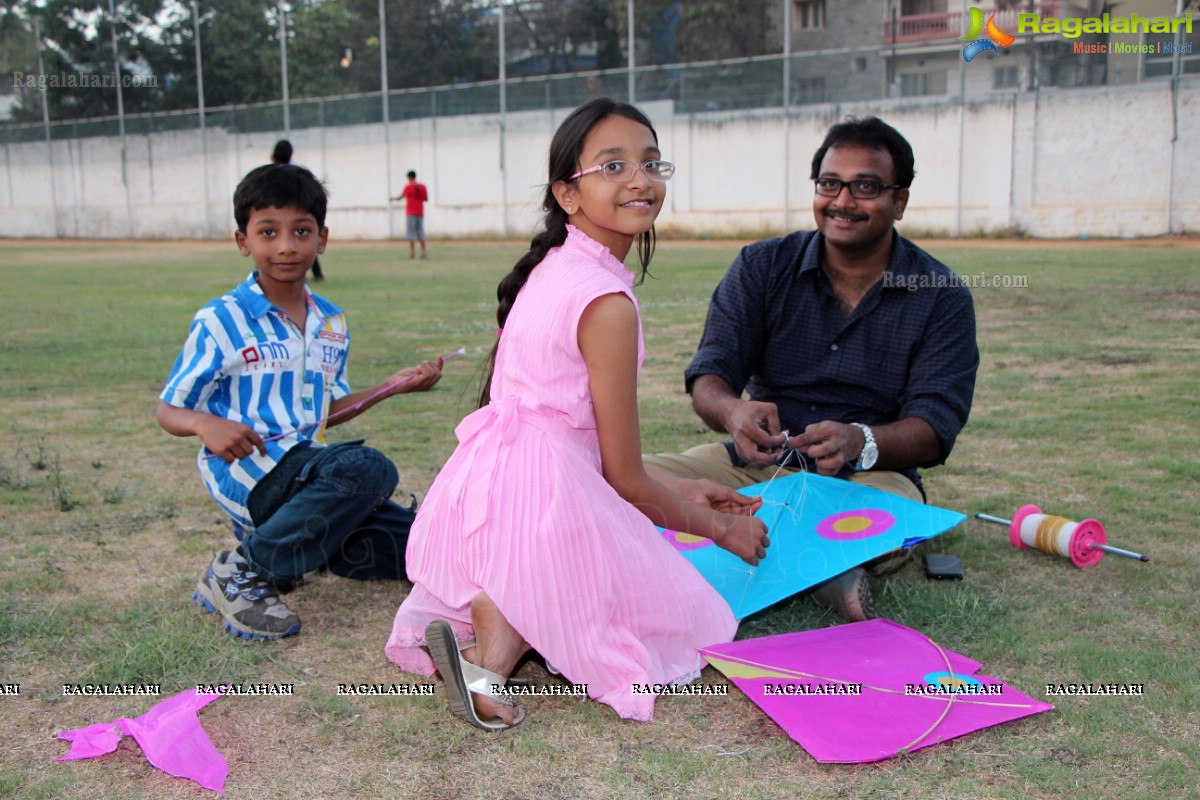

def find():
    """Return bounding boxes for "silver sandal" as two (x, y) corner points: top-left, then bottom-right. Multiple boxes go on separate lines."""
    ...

(425, 619), (525, 732)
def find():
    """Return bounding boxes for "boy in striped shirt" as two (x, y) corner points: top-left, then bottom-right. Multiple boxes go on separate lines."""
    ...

(157, 163), (443, 640)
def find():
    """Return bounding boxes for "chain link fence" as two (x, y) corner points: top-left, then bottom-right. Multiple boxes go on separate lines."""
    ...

(1, 49), (962, 144)
(4, 44), (1195, 240)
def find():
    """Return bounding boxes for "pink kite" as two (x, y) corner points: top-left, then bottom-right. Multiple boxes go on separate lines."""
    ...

(701, 620), (1053, 763)
(57, 687), (229, 793)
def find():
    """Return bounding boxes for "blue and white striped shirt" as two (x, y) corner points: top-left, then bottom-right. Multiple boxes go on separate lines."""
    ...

(160, 273), (351, 528)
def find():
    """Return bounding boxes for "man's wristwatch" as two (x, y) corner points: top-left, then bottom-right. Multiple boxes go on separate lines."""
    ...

(852, 423), (878, 470)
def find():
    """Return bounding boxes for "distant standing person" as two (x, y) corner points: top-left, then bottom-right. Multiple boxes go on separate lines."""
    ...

(272, 139), (324, 281)
(392, 170), (429, 259)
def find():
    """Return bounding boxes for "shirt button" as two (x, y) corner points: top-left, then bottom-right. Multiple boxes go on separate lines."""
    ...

(830, 344), (838, 351)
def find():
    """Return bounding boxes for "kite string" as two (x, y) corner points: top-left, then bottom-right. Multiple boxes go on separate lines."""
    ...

(758, 432), (808, 526)
(763, 431), (795, 486)
(893, 634), (958, 756)
(729, 434), (810, 605)
(701, 650), (1036, 711)
(695, 744), (750, 759)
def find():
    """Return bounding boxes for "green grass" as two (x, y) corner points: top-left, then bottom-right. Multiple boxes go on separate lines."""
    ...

(1, 236), (1198, 799)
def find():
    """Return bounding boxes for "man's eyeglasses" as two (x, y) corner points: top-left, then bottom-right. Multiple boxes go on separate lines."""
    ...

(814, 177), (901, 199)
(570, 159), (676, 183)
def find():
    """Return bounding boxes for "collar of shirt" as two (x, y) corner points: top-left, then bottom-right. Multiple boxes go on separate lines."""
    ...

(793, 231), (935, 326)
(564, 225), (637, 289)
(232, 272), (343, 329)
(795, 230), (927, 280)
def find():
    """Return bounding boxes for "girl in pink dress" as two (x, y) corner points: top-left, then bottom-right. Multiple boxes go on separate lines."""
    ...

(385, 99), (770, 729)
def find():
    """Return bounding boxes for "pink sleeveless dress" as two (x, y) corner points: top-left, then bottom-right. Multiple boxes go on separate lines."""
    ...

(385, 226), (736, 721)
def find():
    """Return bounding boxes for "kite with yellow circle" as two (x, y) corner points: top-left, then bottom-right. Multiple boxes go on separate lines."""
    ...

(660, 472), (965, 619)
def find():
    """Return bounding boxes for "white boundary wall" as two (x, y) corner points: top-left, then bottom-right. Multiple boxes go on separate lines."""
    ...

(1, 79), (1196, 240)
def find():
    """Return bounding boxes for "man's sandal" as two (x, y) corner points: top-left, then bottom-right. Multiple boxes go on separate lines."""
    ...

(425, 619), (525, 732)
(810, 567), (876, 623)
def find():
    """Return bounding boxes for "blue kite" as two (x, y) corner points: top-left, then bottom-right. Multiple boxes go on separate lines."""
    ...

(660, 472), (965, 619)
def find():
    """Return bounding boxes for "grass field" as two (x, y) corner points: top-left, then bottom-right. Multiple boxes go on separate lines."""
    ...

(1, 235), (1198, 800)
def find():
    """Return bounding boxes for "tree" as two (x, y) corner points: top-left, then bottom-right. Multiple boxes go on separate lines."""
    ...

(1, 1), (38, 79)
(673, 0), (773, 62)
(239, 0), (500, 100)
(163, 0), (359, 111)
(286, 0), (377, 98)
(9, 0), (184, 122)
(191, 0), (283, 107)
(4, 0), (782, 123)
(379, 0), (497, 89)
(631, 0), (774, 65)
(508, 0), (622, 74)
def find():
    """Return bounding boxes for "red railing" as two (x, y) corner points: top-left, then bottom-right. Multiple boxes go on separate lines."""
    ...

(882, 2), (1074, 45)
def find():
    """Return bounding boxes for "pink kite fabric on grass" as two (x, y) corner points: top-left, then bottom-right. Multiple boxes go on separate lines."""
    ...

(57, 687), (229, 793)
(701, 619), (1054, 763)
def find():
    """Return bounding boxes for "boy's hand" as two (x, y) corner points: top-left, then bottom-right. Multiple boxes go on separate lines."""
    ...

(387, 357), (443, 395)
(195, 416), (266, 463)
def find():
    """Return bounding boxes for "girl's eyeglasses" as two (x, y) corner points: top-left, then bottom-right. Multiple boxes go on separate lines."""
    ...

(570, 159), (676, 183)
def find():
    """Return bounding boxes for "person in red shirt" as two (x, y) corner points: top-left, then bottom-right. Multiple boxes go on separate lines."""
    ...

(391, 170), (429, 259)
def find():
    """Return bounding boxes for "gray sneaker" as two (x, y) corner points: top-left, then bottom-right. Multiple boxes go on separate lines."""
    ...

(193, 551), (301, 641)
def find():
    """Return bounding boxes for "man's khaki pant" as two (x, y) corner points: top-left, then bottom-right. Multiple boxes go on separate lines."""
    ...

(644, 442), (923, 503)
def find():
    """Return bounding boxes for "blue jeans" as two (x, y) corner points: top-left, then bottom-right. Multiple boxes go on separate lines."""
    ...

(241, 442), (415, 586)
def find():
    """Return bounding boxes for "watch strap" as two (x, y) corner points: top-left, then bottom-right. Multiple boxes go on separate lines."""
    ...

(852, 423), (876, 469)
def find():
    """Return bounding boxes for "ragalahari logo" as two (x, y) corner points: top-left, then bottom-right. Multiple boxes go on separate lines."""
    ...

(961, 7), (1016, 62)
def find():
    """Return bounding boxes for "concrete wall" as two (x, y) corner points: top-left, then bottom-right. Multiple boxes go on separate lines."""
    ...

(1, 80), (1196, 240)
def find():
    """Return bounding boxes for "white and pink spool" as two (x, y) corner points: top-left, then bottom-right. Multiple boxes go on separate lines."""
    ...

(975, 506), (1148, 568)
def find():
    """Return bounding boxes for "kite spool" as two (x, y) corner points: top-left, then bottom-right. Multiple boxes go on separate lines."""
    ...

(1009, 505), (1105, 568)
(975, 506), (1148, 568)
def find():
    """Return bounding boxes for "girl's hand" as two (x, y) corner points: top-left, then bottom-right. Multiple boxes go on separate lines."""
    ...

(713, 515), (770, 566)
(677, 479), (762, 516)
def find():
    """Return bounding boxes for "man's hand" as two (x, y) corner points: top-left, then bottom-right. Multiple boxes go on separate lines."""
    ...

(725, 400), (787, 467)
(690, 375), (786, 467)
(789, 421), (862, 476)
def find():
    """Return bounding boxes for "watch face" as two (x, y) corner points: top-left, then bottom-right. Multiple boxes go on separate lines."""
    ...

(860, 445), (878, 470)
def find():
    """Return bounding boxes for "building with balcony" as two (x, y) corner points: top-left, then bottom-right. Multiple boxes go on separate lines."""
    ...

(882, 1), (1106, 97)
(777, 0), (1196, 103)
(1103, 0), (1200, 83)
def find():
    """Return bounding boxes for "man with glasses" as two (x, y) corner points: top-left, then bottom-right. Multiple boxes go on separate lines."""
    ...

(645, 116), (978, 622)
